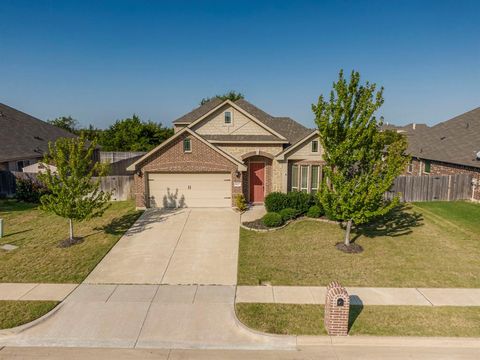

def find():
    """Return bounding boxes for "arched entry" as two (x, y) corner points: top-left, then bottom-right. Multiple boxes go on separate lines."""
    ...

(241, 153), (273, 203)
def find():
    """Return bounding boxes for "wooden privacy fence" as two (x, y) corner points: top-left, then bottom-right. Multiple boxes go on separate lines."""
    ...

(0, 171), (134, 201)
(385, 174), (474, 202)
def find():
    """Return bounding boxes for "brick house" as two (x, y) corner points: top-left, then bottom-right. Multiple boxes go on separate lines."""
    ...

(397, 107), (480, 200)
(128, 98), (324, 209)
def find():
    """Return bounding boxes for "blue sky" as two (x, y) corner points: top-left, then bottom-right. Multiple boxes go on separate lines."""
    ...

(1, 0), (479, 129)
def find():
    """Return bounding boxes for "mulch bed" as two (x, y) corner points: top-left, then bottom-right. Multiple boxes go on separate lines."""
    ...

(242, 219), (271, 231)
(58, 237), (84, 248)
(335, 242), (363, 254)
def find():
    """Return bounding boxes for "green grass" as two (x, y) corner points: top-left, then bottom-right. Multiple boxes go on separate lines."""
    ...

(236, 303), (480, 337)
(238, 202), (480, 287)
(0, 200), (142, 283)
(0, 301), (58, 329)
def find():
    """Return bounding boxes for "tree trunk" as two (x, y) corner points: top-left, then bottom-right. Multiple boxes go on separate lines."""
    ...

(344, 219), (353, 246)
(69, 219), (74, 241)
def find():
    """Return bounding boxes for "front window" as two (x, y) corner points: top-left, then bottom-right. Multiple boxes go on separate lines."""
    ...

(300, 166), (309, 192)
(424, 160), (431, 174)
(183, 138), (191, 152)
(311, 140), (319, 153)
(224, 111), (232, 124)
(291, 165), (299, 191)
(407, 160), (413, 173)
(310, 165), (319, 194)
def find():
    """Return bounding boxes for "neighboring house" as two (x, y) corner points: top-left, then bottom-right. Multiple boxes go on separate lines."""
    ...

(0, 103), (77, 171)
(390, 107), (480, 200)
(128, 98), (322, 209)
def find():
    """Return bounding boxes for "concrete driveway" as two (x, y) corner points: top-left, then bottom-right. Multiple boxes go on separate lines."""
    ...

(85, 208), (240, 285)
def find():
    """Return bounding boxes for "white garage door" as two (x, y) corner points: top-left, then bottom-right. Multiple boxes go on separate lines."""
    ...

(148, 173), (232, 208)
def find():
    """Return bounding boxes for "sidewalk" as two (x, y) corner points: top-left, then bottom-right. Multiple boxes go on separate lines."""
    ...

(0, 283), (78, 301)
(236, 286), (480, 306)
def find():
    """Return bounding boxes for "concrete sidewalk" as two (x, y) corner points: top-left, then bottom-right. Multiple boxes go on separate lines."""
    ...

(236, 286), (480, 306)
(0, 283), (77, 301)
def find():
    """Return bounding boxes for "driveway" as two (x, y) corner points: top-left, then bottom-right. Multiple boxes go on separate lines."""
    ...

(85, 208), (240, 285)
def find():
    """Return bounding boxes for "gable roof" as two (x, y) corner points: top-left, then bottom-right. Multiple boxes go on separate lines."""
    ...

(127, 127), (247, 172)
(172, 98), (312, 145)
(407, 107), (480, 168)
(0, 103), (77, 163)
(275, 130), (318, 160)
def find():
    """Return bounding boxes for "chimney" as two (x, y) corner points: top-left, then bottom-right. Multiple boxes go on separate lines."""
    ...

(412, 123), (416, 130)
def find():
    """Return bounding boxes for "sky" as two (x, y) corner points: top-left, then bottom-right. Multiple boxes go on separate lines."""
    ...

(1, 0), (479, 129)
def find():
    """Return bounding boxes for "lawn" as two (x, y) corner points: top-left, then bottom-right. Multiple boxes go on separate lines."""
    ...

(0, 199), (142, 283)
(0, 301), (58, 329)
(238, 201), (480, 287)
(236, 303), (480, 337)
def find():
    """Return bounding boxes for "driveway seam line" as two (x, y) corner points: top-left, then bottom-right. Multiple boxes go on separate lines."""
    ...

(160, 209), (191, 284)
(133, 284), (161, 348)
(192, 284), (199, 304)
(415, 288), (434, 306)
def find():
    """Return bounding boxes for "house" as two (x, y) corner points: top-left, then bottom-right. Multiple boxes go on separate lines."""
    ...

(0, 103), (77, 171)
(398, 107), (480, 200)
(22, 162), (58, 174)
(127, 98), (322, 209)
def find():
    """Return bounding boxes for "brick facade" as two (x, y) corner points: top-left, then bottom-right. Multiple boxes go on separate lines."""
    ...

(405, 158), (480, 201)
(133, 133), (242, 208)
(324, 281), (350, 336)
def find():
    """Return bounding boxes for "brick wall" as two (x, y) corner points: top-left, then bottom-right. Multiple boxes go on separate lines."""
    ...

(133, 133), (242, 208)
(324, 281), (350, 336)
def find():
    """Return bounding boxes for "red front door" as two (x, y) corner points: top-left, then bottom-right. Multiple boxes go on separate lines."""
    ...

(249, 162), (265, 203)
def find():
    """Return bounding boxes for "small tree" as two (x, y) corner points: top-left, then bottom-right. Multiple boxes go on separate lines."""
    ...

(313, 70), (408, 248)
(38, 135), (111, 245)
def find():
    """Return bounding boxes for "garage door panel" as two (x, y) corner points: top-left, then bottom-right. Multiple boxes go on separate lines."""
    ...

(148, 173), (231, 208)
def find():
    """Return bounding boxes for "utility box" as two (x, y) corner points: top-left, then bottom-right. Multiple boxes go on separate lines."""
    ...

(324, 281), (350, 336)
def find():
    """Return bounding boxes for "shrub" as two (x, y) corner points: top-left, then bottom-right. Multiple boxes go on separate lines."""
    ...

(262, 212), (284, 227)
(235, 194), (248, 212)
(306, 205), (322, 218)
(286, 191), (316, 214)
(279, 208), (298, 222)
(264, 192), (288, 213)
(15, 177), (49, 203)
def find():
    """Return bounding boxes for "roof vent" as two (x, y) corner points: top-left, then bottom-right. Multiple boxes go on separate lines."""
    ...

(476, 151), (480, 160)
(440, 136), (446, 140)
(0, 111), (4, 117)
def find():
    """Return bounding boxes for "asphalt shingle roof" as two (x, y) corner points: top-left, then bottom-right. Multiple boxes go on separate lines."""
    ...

(0, 103), (77, 163)
(172, 98), (313, 145)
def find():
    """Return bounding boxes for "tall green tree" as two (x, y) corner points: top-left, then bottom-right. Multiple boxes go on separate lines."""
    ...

(47, 116), (79, 134)
(38, 135), (111, 245)
(99, 115), (173, 151)
(313, 70), (408, 247)
(200, 90), (245, 105)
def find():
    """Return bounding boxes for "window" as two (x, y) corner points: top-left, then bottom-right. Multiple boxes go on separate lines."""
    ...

(424, 160), (431, 174)
(300, 166), (309, 192)
(311, 140), (319, 153)
(183, 138), (192, 152)
(407, 160), (413, 173)
(224, 111), (232, 125)
(291, 165), (299, 191)
(310, 165), (319, 194)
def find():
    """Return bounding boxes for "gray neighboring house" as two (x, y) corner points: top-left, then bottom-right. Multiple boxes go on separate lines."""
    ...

(0, 103), (77, 171)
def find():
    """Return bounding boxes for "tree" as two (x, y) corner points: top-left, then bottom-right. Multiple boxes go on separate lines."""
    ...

(47, 116), (79, 134)
(38, 135), (111, 245)
(99, 115), (173, 151)
(313, 70), (408, 248)
(200, 90), (245, 105)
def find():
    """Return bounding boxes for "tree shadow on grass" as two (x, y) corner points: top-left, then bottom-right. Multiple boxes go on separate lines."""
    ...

(351, 204), (424, 242)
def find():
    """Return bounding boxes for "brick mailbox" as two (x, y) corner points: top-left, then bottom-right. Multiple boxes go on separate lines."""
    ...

(324, 281), (350, 336)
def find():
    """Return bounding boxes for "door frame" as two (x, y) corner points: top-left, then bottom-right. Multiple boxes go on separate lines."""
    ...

(248, 161), (266, 203)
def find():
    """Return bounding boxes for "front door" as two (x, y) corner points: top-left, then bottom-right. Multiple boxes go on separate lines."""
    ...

(249, 162), (265, 203)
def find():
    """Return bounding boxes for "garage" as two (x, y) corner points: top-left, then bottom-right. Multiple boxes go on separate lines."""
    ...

(147, 172), (232, 208)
